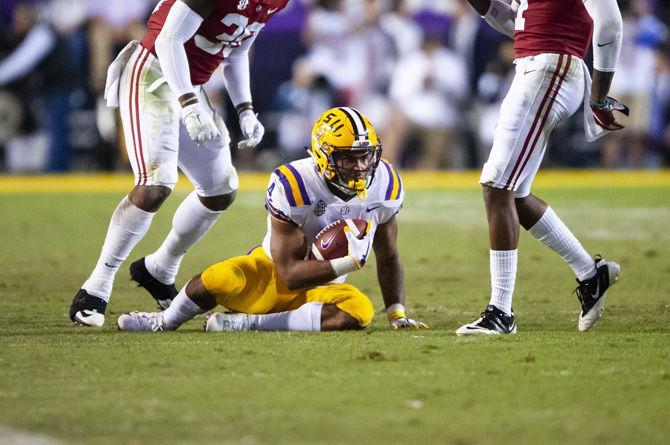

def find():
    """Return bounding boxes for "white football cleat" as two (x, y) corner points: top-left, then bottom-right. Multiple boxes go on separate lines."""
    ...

(205, 313), (250, 332)
(576, 257), (621, 331)
(117, 312), (166, 332)
(73, 309), (105, 328)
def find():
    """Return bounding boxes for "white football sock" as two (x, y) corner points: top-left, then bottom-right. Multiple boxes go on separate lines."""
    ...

(246, 302), (323, 331)
(161, 288), (206, 330)
(489, 249), (517, 315)
(529, 207), (596, 281)
(146, 192), (223, 285)
(82, 196), (154, 302)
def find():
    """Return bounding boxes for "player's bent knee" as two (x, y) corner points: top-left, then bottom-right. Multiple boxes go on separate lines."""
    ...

(200, 260), (248, 305)
(357, 300), (375, 328)
(129, 185), (172, 212)
(198, 190), (236, 212)
(335, 295), (374, 329)
(321, 305), (363, 331)
(482, 184), (515, 206)
(184, 274), (217, 311)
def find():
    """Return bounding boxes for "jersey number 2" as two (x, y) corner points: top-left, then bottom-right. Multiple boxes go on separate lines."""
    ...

(515, 0), (529, 31)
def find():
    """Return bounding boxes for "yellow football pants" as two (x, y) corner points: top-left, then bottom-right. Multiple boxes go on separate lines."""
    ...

(200, 247), (374, 327)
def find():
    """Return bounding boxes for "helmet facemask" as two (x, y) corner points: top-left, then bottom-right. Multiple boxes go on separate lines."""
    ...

(322, 143), (381, 199)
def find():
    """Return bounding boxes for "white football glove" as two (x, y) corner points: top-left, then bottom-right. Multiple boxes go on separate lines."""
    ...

(329, 220), (373, 276)
(238, 109), (265, 149)
(344, 219), (372, 268)
(386, 304), (429, 330)
(182, 102), (221, 145)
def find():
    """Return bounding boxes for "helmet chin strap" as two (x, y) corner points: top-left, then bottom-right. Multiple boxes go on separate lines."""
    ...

(348, 178), (368, 200)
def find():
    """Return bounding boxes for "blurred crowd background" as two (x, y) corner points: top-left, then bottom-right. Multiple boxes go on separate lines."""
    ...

(1, 0), (669, 174)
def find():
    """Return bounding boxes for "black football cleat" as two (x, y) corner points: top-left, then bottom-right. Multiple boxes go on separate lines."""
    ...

(129, 257), (178, 310)
(455, 304), (517, 335)
(575, 256), (621, 331)
(70, 289), (107, 327)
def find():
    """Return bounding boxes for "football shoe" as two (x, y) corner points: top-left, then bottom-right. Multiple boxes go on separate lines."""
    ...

(117, 312), (166, 332)
(205, 313), (250, 332)
(575, 256), (621, 331)
(129, 257), (178, 310)
(455, 305), (517, 336)
(70, 289), (107, 327)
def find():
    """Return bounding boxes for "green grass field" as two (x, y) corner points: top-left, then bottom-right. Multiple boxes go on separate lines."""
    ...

(1, 173), (669, 444)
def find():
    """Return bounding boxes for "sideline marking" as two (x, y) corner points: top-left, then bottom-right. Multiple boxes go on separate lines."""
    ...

(0, 170), (669, 193)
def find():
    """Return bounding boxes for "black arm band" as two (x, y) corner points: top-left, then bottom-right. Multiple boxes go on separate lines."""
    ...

(235, 102), (254, 114)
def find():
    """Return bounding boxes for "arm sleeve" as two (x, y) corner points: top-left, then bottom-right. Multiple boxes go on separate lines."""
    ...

(482, 0), (518, 39)
(154, 0), (203, 98)
(583, 0), (623, 72)
(0, 23), (56, 85)
(222, 32), (259, 107)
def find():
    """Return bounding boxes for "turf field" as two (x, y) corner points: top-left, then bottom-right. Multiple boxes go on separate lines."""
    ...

(0, 171), (669, 445)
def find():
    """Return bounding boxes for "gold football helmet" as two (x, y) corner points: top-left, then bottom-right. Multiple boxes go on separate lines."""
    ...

(308, 107), (382, 199)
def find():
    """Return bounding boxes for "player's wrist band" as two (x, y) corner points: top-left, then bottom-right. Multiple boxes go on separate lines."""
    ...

(386, 303), (406, 320)
(590, 99), (609, 110)
(180, 95), (199, 108)
(329, 256), (359, 276)
(236, 102), (254, 115)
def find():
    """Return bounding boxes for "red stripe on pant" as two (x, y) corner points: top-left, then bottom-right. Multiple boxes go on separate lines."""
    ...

(129, 48), (150, 185)
(503, 54), (565, 190)
(509, 55), (572, 190)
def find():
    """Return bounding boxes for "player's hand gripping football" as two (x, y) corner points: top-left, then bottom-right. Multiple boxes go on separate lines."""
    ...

(590, 96), (630, 131)
(343, 219), (372, 269)
(386, 304), (429, 330)
(238, 109), (265, 149)
(182, 102), (221, 145)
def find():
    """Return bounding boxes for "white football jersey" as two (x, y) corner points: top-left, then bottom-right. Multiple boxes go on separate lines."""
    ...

(261, 157), (404, 280)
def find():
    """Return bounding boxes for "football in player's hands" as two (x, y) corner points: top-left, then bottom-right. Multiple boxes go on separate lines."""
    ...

(310, 219), (368, 261)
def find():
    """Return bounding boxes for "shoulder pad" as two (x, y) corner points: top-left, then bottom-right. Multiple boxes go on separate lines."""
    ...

(379, 159), (403, 201)
(273, 164), (312, 207)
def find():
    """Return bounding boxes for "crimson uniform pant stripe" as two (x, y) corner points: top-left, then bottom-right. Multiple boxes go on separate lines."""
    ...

(127, 49), (143, 185)
(128, 48), (149, 185)
(510, 55), (572, 190)
(132, 49), (150, 185)
(504, 54), (565, 190)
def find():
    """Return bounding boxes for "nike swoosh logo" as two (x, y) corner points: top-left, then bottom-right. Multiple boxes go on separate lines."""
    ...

(268, 7), (278, 14)
(597, 41), (615, 47)
(320, 232), (338, 249)
(104, 262), (118, 268)
(366, 205), (382, 212)
(524, 69), (536, 75)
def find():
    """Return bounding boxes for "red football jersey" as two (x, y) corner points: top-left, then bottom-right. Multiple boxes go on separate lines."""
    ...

(514, 0), (593, 59)
(141, 0), (288, 85)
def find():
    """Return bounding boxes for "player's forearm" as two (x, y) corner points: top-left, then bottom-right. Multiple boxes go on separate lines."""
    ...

(591, 70), (615, 104)
(222, 35), (257, 108)
(376, 254), (405, 309)
(277, 260), (338, 291)
(154, 0), (203, 105)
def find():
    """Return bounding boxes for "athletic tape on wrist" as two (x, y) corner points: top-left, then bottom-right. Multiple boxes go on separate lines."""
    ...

(386, 303), (406, 320)
(330, 256), (359, 276)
